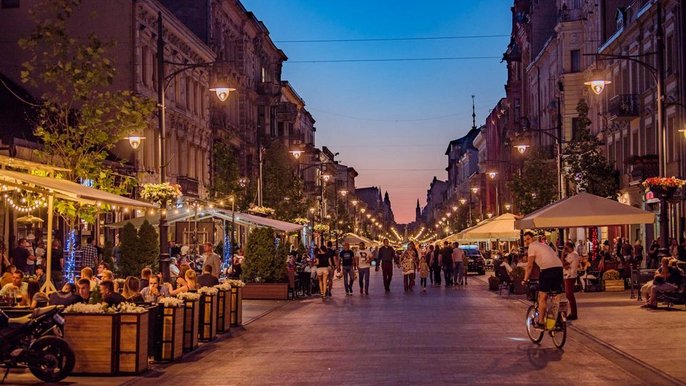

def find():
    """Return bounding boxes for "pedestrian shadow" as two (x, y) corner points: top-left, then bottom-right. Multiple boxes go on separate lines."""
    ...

(526, 346), (564, 369)
(485, 344), (564, 375)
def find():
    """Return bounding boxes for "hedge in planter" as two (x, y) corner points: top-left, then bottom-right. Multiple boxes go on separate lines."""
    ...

(243, 228), (286, 283)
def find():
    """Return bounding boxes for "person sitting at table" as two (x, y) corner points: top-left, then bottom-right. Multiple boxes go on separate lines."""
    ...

(0, 264), (16, 287)
(26, 280), (48, 309)
(49, 283), (79, 306)
(197, 265), (219, 288)
(167, 269), (198, 295)
(77, 278), (92, 303)
(641, 257), (681, 308)
(99, 280), (126, 306)
(176, 263), (192, 289)
(140, 268), (152, 289)
(122, 276), (144, 303)
(140, 276), (168, 303)
(96, 262), (110, 280)
(80, 267), (98, 290)
(0, 271), (28, 304)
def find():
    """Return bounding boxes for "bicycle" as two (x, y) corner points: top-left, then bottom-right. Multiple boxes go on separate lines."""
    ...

(524, 280), (568, 349)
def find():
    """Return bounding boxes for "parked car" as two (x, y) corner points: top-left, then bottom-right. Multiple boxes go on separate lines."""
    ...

(459, 245), (486, 275)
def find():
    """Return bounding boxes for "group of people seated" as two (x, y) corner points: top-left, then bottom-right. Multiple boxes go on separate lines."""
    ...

(640, 257), (684, 308)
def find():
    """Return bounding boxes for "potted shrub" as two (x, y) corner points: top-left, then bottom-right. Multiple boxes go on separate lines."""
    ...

(177, 292), (200, 352)
(154, 297), (184, 363)
(226, 279), (245, 326)
(603, 269), (624, 291)
(197, 287), (218, 342)
(242, 228), (289, 300)
(214, 282), (232, 333)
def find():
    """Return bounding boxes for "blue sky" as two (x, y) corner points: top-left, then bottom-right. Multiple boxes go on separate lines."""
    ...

(241, 0), (511, 223)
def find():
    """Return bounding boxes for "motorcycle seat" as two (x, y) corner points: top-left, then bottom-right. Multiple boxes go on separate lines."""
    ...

(32, 305), (57, 318)
(8, 306), (58, 326)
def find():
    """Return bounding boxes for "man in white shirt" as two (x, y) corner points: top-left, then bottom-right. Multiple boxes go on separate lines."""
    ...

(523, 231), (563, 328)
(355, 242), (373, 295)
(452, 243), (466, 286)
(563, 241), (580, 320)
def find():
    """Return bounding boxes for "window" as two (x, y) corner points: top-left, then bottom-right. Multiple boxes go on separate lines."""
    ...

(141, 46), (149, 87)
(570, 50), (581, 73)
(1, 0), (20, 8)
(632, 131), (638, 155)
(666, 35), (674, 75)
(261, 67), (266, 83)
(571, 118), (581, 139)
(185, 76), (192, 110)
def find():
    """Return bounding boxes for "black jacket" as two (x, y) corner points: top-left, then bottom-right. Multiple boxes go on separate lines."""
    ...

(198, 274), (219, 288)
(377, 246), (396, 264)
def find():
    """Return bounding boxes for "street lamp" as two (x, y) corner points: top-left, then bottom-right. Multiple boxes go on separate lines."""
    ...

(582, 2), (668, 255)
(514, 144), (529, 154)
(129, 13), (233, 281)
(289, 150), (304, 160)
(504, 203), (511, 211)
(459, 198), (467, 205)
(488, 170), (500, 216)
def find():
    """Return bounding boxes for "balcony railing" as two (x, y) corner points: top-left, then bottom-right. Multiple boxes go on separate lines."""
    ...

(177, 176), (199, 197)
(257, 81), (281, 97)
(608, 94), (640, 120)
(276, 102), (298, 122)
(626, 154), (659, 185)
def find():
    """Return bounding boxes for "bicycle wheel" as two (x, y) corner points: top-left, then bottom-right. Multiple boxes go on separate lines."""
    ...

(550, 313), (567, 349)
(525, 305), (544, 343)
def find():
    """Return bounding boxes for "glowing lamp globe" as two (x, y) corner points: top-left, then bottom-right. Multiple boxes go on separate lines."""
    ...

(584, 79), (611, 95)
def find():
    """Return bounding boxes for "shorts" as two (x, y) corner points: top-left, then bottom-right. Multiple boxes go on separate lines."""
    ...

(539, 267), (564, 293)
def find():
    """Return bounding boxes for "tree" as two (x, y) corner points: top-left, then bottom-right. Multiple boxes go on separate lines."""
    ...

(243, 228), (285, 283)
(508, 149), (559, 215)
(18, 0), (155, 221)
(262, 140), (306, 220)
(211, 141), (247, 206)
(118, 222), (140, 278)
(563, 99), (620, 198)
(137, 220), (160, 273)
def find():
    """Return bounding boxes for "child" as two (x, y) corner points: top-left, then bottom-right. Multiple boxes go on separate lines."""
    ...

(419, 255), (429, 292)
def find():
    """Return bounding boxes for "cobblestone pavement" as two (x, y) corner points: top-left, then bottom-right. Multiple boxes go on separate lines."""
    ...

(6, 271), (685, 385)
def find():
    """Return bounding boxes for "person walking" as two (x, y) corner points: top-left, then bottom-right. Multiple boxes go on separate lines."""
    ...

(439, 241), (453, 287)
(315, 246), (333, 299)
(562, 241), (579, 320)
(339, 242), (356, 296)
(430, 243), (441, 286)
(355, 241), (373, 295)
(376, 238), (396, 292)
(452, 242), (466, 286)
(425, 245), (435, 286)
(419, 250), (429, 292)
(400, 242), (418, 291)
(326, 241), (338, 297)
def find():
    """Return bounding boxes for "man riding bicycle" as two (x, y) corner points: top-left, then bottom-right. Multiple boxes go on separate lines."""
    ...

(522, 231), (563, 329)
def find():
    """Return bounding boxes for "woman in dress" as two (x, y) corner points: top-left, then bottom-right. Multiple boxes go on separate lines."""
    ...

(400, 242), (419, 291)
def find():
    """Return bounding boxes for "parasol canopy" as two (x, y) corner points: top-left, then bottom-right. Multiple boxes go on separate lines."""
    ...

(515, 192), (655, 229)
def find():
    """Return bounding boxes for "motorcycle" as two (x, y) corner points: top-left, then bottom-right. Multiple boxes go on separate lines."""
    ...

(0, 305), (75, 383)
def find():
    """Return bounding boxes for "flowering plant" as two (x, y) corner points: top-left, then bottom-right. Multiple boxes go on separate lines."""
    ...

(643, 177), (686, 189)
(64, 303), (112, 314)
(158, 297), (184, 308)
(314, 224), (329, 232)
(292, 217), (310, 225)
(248, 205), (275, 216)
(177, 292), (200, 301)
(198, 286), (219, 295)
(113, 302), (147, 313)
(214, 282), (231, 291)
(140, 183), (182, 206)
(224, 279), (245, 288)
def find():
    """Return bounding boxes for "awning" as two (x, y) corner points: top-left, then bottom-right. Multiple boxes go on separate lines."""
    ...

(515, 192), (655, 229)
(0, 169), (155, 208)
(107, 208), (303, 233)
(459, 213), (521, 240)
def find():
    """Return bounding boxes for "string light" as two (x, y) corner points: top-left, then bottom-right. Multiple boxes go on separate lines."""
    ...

(4, 191), (46, 213)
(64, 229), (77, 284)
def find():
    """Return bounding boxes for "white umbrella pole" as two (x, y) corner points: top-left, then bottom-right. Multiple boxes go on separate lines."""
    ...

(41, 194), (57, 293)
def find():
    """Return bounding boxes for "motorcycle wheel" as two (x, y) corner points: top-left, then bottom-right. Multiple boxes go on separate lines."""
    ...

(28, 336), (75, 383)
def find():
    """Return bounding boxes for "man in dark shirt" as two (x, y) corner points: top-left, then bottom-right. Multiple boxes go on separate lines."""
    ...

(77, 278), (92, 303)
(197, 265), (219, 287)
(439, 241), (454, 287)
(377, 238), (396, 292)
(99, 280), (126, 306)
(339, 243), (356, 296)
(10, 238), (32, 274)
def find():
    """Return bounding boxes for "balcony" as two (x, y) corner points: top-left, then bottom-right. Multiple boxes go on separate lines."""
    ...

(608, 94), (640, 120)
(257, 81), (281, 97)
(626, 154), (658, 185)
(558, 7), (584, 22)
(177, 176), (199, 197)
(276, 102), (298, 122)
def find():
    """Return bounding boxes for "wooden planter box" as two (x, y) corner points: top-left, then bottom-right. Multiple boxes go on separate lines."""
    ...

(604, 279), (625, 292)
(117, 312), (149, 374)
(216, 289), (231, 333)
(63, 313), (118, 375)
(182, 298), (200, 352)
(230, 287), (243, 326)
(154, 306), (184, 363)
(242, 282), (288, 300)
(198, 293), (218, 342)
